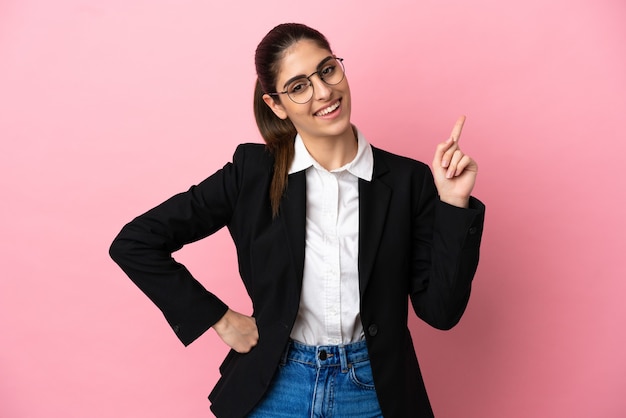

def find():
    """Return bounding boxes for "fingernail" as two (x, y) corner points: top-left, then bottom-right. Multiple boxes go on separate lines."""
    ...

(442, 160), (449, 168)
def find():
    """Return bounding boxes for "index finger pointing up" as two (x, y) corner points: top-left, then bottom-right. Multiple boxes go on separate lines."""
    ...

(450, 115), (467, 142)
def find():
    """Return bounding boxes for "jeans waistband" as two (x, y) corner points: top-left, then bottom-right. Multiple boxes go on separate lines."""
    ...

(281, 339), (370, 371)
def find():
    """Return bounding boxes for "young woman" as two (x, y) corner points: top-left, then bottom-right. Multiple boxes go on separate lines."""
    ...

(110, 23), (485, 417)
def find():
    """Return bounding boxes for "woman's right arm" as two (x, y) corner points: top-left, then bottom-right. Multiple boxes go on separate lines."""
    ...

(109, 146), (249, 347)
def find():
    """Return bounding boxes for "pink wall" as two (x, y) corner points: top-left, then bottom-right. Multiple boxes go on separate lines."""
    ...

(1, 1), (625, 417)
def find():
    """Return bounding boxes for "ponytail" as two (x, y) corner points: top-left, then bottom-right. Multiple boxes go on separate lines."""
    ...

(253, 79), (296, 218)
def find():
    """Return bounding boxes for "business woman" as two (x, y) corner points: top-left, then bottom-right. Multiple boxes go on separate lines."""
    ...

(110, 23), (485, 417)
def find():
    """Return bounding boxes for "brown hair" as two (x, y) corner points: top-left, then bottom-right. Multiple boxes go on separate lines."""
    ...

(254, 23), (332, 217)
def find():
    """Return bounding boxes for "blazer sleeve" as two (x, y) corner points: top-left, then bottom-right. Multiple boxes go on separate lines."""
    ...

(409, 167), (485, 330)
(109, 145), (250, 346)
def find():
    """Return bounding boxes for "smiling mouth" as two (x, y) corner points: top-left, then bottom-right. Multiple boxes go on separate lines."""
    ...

(314, 100), (341, 116)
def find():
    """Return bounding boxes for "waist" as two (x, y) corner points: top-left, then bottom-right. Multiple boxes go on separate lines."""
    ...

(282, 339), (370, 370)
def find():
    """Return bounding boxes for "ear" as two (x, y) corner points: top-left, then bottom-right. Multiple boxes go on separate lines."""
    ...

(262, 94), (288, 120)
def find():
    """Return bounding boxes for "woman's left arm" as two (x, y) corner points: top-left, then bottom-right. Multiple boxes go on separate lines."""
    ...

(409, 116), (485, 329)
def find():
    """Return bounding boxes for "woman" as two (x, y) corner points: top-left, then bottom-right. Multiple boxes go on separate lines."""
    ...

(110, 23), (485, 417)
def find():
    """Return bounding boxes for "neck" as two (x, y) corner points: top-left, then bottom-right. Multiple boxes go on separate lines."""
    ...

(300, 126), (358, 171)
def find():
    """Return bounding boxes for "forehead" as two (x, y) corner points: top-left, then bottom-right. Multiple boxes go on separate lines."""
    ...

(276, 40), (332, 81)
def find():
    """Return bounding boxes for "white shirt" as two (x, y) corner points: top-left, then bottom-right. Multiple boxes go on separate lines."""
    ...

(288, 130), (374, 345)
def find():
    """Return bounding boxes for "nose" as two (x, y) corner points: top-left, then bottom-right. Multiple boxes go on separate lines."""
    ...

(310, 74), (332, 101)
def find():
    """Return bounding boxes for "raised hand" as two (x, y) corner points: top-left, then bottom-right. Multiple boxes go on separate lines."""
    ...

(432, 115), (478, 208)
(212, 309), (259, 353)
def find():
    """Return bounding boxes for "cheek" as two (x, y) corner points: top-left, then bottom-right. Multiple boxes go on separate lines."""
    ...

(342, 82), (351, 99)
(285, 105), (310, 120)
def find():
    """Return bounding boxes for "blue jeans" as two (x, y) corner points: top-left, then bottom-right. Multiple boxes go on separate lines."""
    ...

(247, 340), (383, 417)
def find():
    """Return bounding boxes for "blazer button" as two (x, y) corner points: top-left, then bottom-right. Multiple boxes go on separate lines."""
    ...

(469, 226), (478, 235)
(368, 324), (378, 337)
(173, 324), (180, 334)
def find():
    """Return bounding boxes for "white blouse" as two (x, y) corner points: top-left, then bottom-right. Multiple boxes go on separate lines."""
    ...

(288, 130), (374, 345)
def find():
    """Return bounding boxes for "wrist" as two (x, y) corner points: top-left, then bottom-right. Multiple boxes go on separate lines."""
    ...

(212, 309), (232, 332)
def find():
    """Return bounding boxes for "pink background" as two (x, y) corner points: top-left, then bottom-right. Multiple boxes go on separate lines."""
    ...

(1, 0), (625, 417)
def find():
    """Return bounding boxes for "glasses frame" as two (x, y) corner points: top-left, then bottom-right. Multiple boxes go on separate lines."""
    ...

(266, 57), (345, 104)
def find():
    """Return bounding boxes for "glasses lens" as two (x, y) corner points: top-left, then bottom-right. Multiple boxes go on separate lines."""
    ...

(320, 58), (345, 86)
(286, 78), (313, 104)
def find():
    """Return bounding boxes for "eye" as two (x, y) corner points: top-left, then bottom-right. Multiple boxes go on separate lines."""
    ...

(287, 79), (310, 95)
(320, 64), (336, 77)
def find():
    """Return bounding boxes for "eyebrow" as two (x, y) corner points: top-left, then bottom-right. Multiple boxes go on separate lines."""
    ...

(281, 56), (335, 90)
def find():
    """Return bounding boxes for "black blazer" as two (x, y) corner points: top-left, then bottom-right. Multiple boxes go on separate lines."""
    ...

(109, 143), (485, 418)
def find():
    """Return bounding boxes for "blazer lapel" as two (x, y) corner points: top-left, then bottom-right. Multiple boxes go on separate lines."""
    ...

(358, 150), (391, 297)
(279, 170), (307, 284)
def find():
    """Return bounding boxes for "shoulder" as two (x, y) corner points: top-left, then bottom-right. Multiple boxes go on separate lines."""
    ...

(233, 142), (271, 159)
(371, 145), (431, 176)
(230, 143), (274, 169)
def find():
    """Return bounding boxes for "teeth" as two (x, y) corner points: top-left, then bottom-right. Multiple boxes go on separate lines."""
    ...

(316, 101), (340, 116)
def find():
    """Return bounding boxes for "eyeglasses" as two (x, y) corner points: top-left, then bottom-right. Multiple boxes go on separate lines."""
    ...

(267, 57), (345, 104)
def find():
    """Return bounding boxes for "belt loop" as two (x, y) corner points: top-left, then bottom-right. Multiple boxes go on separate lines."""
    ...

(280, 340), (291, 366)
(339, 345), (348, 372)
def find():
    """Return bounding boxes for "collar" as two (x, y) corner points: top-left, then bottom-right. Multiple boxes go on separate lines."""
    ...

(288, 128), (373, 181)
